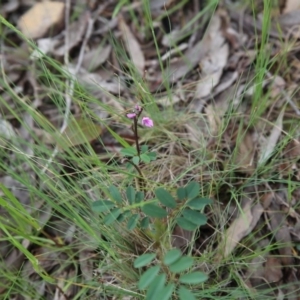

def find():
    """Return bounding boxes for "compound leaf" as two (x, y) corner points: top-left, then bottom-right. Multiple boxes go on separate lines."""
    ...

(178, 286), (196, 300)
(92, 200), (115, 213)
(126, 186), (136, 204)
(134, 253), (156, 268)
(182, 209), (207, 226)
(176, 217), (198, 231)
(155, 188), (176, 208)
(138, 266), (160, 290)
(142, 204), (167, 218)
(104, 208), (122, 225)
(186, 181), (200, 200)
(169, 256), (194, 273)
(127, 214), (140, 230)
(109, 185), (122, 204)
(163, 249), (182, 266)
(179, 272), (208, 284)
(187, 197), (212, 210)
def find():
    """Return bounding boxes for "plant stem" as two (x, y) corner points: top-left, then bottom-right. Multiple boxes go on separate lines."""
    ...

(133, 117), (141, 157)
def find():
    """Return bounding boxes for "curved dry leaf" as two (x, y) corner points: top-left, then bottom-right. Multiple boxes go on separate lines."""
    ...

(195, 22), (229, 99)
(215, 199), (264, 261)
(18, 1), (65, 39)
(59, 118), (102, 149)
(165, 13), (226, 83)
(282, 0), (300, 14)
(54, 11), (90, 56)
(258, 109), (284, 166)
(118, 16), (145, 75)
(234, 131), (256, 174)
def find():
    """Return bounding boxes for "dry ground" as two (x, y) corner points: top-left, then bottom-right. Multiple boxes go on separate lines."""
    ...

(1, 0), (300, 299)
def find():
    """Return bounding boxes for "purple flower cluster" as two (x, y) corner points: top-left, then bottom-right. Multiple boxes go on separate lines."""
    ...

(126, 105), (153, 127)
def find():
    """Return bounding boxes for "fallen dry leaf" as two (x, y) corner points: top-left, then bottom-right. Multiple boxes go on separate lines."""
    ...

(282, 0), (300, 14)
(267, 200), (293, 267)
(195, 16), (229, 99)
(118, 16), (145, 75)
(172, 225), (193, 249)
(59, 118), (102, 150)
(18, 1), (65, 39)
(54, 11), (90, 57)
(234, 130), (256, 174)
(258, 109), (284, 166)
(264, 256), (283, 283)
(215, 198), (264, 261)
(81, 44), (112, 71)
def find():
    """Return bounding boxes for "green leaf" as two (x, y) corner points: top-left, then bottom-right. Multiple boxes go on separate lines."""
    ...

(121, 147), (137, 157)
(146, 274), (166, 300)
(155, 188), (176, 208)
(127, 214), (139, 230)
(160, 283), (175, 300)
(126, 186), (136, 204)
(163, 249), (182, 266)
(169, 256), (194, 273)
(142, 204), (167, 218)
(186, 181), (200, 200)
(179, 272), (208, 284)
(135, 191), (144, 203)
(132, 156), (140, 165)
(104, 208), (122, 225)
(138, 266), (160, 289)
(134, 253), (156, 268)
(109, 185), (122, 204)
(178, 286), (196, 300)
(187, 197), (212, 210)
(59, 117), (101, 149)
(141, 153), (151, 163)
(177, 187), (187, 200)
(92, 200), (115, 213)
(141, 145), (148, 153)
(148, 151), (157, 161)
(182, 209), (207, 226)
(117, 210), (131, 222)
(176, 217), (198, 231)
(140, 216), (150, 228)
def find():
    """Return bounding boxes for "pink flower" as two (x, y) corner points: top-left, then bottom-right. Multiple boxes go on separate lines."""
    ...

(141, 117), (153, 127)
(127, 113), (137, 119)
(135, 105), (142, 112)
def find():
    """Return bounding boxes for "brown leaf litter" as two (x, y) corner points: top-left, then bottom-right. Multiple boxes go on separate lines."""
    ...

(2, 0), (300, 299)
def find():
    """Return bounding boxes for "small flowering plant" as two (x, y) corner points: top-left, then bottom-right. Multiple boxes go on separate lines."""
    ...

(121, 105), (156, 167)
